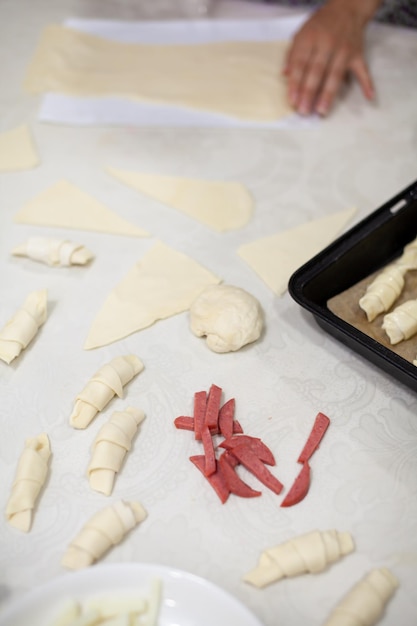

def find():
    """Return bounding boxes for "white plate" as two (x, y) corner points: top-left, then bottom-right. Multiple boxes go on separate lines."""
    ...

(0, 562), (264, 626)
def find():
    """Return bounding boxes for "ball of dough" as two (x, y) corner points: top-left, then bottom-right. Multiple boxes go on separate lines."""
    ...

(189, 284), (264, 353)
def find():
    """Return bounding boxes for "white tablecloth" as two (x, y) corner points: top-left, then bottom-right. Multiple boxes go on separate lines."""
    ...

(1, 1), (417, 625)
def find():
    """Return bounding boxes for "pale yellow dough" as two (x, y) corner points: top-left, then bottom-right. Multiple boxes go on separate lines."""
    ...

(359, 235), (417, 322)
(243, 530), (354, 588)
(323, 567), (398, 626)
(88, 406), (145, 495)
(382, 298), (417, 345)
(84, 241), (221, 350)
(12, 236), (94, 267)
(237, 207), (357, 295)
(49, 579), (162, 626)
(107, 168), (253, 232)
(14, 180), (149, 237)
(24, 25), (291, 122)
(0, 289), (48, 364)
(5, 433), (51, 532)
(61, 500), (147, 570)
(0, 124), (39, 171)
(70, 355), (144, 429)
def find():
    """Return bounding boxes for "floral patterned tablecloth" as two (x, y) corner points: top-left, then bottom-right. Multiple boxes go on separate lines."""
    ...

(1, 1), (417, 625)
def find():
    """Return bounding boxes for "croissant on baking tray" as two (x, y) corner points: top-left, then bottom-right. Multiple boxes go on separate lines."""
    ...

(70, 355), (144, 429)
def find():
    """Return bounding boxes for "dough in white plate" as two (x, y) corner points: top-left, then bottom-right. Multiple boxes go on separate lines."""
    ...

(190, 284), (263, 352)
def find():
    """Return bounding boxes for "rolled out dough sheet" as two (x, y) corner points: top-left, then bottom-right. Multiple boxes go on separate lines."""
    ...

(84, 240), (221, 349)
(14, 180), (149, 237)
(107, 168), (253, 232)
(24, 24), (291, 122)
(238, 207), (357, 295)
(0, 125), (39, 172)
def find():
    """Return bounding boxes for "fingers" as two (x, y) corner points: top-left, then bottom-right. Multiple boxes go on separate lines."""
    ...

(288, 46), (333, 115)
(314, 50), (350, 116)
(286, 45), (373, 116)
(350, 55), (375, 101)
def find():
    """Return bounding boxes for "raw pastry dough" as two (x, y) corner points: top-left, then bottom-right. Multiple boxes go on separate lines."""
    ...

(14, 180), (149, 237)
(382, 298), (417, 344)
(189, 284), (264, 352)
(237, 207), (357, 295)
(12, 236), (94, 267)
(243, 529), (354, 588)
(359, 265), (405, 322)
(323, 567), (398, 626)
(359, 236), (417, 321)
(61, 500), (147, 569)
(84, 241), (221, 350)
(88, 406), (145, 495)
(5, 433), (51, 532)
(70, 355), (144, 429)
(107, 168), (253, 232)
(0, 289), (47, 364)
(0, 124), (39, 171)
(49, 580), (162, 626)
(25, 25), (291, 122)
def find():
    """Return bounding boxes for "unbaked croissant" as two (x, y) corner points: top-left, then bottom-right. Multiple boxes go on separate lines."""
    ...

(359, 265), (405, 322)
(5, 432), (51, 532)
(70, 355), (144, 429)
(359, 235), (417, 322)
(382, 298), (417, 344)
(12, 236), (94, 267)
(243, 529), (354, 588)
(61, 500), (147, 570)
(322, 567), (398, 626)
(88, 406), (145, 495)
(0, 289), (47, 364)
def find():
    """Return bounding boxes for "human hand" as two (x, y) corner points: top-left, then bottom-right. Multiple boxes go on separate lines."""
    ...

(283, 0), (381, 116)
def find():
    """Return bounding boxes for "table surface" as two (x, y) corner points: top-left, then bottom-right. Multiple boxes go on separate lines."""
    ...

(1, 1), (417, 625)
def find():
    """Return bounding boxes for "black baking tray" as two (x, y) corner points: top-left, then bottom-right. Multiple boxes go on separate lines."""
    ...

(288, 178), (417, 392)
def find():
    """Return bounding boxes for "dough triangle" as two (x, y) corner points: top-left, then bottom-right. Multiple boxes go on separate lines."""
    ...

(14, 180), (149, 237)
(0, 125), (39, 171)
(84, 240), (221, 349)
(107, 168), (253, 232)
(238, 207), (357, 295)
